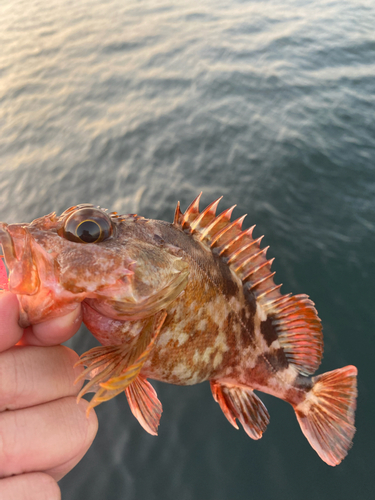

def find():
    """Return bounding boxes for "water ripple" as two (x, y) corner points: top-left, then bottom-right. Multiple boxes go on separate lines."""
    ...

(0, 1), (374, 499)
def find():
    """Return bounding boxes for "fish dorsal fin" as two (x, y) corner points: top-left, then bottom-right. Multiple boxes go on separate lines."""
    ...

(211, 381), (270, 440)
(174, 195), (287, 305)
(263, 294), (323, 375)
(175, 195), (323, 375)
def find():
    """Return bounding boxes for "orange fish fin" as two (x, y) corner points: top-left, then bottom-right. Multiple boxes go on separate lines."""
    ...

(75, 310), (167, 415)
(294, 365), (357, 466)
(125, 375), (162, 435)
(181, 192), (202, 227)
(263, 294), (323, 375)
(211, 381), (270, 440)
(173, 200), (183, 226)
(178, 195), (280, 303)
(180, 196), (323, 375)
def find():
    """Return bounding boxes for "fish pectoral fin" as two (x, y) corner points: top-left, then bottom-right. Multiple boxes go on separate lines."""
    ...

(210, 381), (270, 440)
(125, 376), (162, 436)
(75, 310), (167, 415)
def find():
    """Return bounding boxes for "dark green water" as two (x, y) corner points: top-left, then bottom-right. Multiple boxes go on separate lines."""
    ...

(1, 0), (374, 499)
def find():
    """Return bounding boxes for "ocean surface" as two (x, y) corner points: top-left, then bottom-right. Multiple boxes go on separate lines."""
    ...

(1, 0), (374, 499)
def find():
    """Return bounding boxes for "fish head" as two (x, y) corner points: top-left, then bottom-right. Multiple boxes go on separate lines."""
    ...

(0, 205), (189, 327)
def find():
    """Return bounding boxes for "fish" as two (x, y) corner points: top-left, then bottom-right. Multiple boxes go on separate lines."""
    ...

(0, 257), (8, 291)
(0, 195), (357, 466)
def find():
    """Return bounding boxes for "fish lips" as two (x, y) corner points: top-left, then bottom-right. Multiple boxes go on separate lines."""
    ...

(0, 222), (41, 295)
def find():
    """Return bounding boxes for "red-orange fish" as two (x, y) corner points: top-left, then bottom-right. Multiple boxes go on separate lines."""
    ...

(0, 258), (8, 291)
(0, 195), (357, 466)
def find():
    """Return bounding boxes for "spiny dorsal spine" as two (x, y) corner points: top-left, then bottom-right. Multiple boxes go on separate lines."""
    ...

(174, 194), (323, 375)
(174, 193), (279, 304)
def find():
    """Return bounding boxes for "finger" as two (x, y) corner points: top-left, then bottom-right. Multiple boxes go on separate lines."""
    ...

(0, 472), (60, 500)
(20, 305), (82, 346)
(0, 345), (84, 411)
(0, 397), (98, 481)
(44, 433), (96, 481)
(0, 292), (24, 352)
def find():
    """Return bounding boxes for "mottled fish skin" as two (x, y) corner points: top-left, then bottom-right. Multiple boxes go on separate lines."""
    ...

(0, 198), (357, 467)
(83, 217), (306, 408)
(136, 220), (287, 396)
(143, 223), (246, 386)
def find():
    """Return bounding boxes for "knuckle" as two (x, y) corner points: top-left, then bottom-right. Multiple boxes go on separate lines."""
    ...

(0, 411), (17, 477)
(0, 348), (29, 411)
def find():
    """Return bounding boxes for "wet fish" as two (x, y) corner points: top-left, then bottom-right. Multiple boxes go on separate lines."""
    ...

(0, 195), (357, 466)
(0, 258), (8, 290)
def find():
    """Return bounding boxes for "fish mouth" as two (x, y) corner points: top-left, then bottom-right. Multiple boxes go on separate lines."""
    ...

(0, 222), (40, 295)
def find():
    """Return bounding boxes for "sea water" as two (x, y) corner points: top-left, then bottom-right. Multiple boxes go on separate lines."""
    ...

(0, 1), (374, 499)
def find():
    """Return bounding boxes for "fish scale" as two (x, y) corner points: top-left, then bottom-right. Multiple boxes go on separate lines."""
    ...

(0, 196), (357, 466)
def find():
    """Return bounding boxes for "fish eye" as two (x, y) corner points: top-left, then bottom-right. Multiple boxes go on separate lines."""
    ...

(59, 208), (113, 244)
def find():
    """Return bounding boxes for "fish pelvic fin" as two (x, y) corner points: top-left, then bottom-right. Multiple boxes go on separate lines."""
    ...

(125, 375), (162, 436)
(75, 310), (167, 415)
(294, 365), (357, 466)
(211, 381), (270, 440)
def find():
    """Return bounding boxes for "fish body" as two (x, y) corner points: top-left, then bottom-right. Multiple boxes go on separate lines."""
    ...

(0, 195), (357, 466)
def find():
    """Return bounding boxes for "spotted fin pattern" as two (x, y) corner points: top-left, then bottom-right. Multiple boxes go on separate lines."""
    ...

(175, 194), (323, 375)
(211, 381), (270, 440)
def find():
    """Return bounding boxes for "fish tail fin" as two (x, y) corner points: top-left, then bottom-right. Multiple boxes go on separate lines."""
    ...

(294, 365), (357, 466)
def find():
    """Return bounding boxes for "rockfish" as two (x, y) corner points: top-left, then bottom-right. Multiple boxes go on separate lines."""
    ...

(0, 194), (357, 466)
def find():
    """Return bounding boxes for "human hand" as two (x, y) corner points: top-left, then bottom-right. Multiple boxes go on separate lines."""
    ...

(0, 292), (98, 500)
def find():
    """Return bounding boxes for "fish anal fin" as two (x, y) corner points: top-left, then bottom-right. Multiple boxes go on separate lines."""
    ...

(294, 365), (357, 466)
(125, 376), (162, 435)
(210, 381), (270, 440)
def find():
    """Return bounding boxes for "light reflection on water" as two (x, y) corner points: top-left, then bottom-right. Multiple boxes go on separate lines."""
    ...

(0, 0), (374, 499)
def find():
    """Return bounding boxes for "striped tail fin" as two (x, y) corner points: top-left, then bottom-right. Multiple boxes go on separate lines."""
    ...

(294, 365), (357, 466)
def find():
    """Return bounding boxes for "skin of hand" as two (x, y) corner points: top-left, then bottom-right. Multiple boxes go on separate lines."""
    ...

(0, 292), (98, 500)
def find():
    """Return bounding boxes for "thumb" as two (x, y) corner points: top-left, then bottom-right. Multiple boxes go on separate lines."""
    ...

(20, 304), (83, 346)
